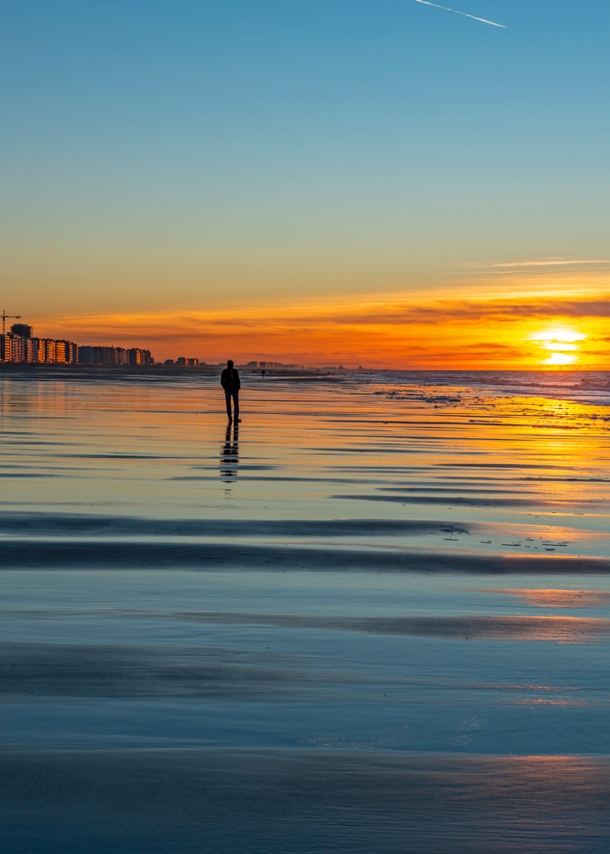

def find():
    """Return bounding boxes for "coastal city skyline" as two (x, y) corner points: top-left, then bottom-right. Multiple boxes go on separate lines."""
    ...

(0, 317), (303, 369)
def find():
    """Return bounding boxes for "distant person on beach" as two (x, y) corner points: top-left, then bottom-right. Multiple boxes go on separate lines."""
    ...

(221, 360), (241, 423)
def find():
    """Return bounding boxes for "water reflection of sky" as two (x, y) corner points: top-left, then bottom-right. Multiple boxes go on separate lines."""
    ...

(1, 370), (610, 849)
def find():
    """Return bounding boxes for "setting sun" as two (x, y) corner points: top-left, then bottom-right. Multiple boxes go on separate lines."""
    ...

(544, 352), (578, 366)
(530, 326), (587, 367)
(531, 327), (586, 343)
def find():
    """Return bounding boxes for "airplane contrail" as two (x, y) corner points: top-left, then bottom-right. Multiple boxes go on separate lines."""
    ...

(413, 0), (506, 28)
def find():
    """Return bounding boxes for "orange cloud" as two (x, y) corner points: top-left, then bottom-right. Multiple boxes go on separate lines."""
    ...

(32, 290), (610, 369)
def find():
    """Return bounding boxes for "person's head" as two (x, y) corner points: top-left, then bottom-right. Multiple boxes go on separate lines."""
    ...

(227, 360), (234, 369)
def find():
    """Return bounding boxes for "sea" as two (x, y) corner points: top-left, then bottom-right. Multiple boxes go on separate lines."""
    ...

(1, 367), (609, 852)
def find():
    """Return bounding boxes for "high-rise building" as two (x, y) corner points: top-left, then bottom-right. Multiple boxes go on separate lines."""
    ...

(44, 340), (57, 362)
(11, 324), (32, 338)
(11, 336), (27, 362)
(26, 338), (38, 362)
(171, 356), (199, 367)
(1, 335), (12, 362)
(78, 346), (116, 365)
(77, 346), (153, 366)
(0, 327), (78, 364)
(55, 341), (68, 363)
(127, 348), (153, 366)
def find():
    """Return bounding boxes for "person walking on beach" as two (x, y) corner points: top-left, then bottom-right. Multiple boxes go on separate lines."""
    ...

(221, 360), (241, 423)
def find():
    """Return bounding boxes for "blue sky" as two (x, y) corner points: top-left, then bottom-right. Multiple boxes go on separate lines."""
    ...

(1, 1), (609, 321)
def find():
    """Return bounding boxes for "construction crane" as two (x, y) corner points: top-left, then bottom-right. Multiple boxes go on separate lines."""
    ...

(1, 311), (21, 335)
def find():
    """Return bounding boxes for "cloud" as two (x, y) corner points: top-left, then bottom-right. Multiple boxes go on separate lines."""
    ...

(462, 341), (523, 353)
(314, 295), (610, 325)
(33, 290), (610, 367)
(413, 0), (506, 28)
(40, 293), (610, 336)
(479, 260), (610, 269)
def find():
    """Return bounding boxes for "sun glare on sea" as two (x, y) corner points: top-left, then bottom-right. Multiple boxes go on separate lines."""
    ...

(530, 327), (586, 367)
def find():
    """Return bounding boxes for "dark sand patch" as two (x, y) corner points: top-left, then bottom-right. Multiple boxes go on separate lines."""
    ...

(3, 614), (608, 644)
(1, 640), (590, 702)
(0, 512), (472, 538)
(337, 494), (558, 508)
(60, 453), (186, 460)
(127, 611), (610, 642)
(0, 642), (325, 699)
(0, 473), (62, 479)
(443, 462), (578, 470)
(0, 540), (608, 573)
(379, 486), (524, 494)
(1, 750), (609, 853)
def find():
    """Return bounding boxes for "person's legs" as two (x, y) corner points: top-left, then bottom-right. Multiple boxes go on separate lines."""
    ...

(225, 390), (233, 421)
(232, 391), (240, 420)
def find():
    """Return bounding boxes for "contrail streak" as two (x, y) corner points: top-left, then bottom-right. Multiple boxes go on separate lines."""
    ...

(413, 0), (506, 28)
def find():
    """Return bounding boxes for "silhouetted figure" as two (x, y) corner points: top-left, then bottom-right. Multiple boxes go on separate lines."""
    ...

(220, 422), (239, 480)
(261, 369), (265, 379)
(221, 360), (241, 423)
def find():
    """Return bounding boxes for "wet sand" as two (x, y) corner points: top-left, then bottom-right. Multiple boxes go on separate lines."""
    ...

(1, 368), (610, 851)
(3, 750), (610, 853)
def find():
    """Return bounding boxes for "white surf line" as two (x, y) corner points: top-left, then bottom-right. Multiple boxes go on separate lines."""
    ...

(413, 0), (506, 28)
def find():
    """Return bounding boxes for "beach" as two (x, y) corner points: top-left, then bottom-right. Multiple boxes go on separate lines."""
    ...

(2, 368), (610, 851)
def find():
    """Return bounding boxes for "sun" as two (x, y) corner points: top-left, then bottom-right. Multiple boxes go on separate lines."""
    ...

(531, 327), (585, 344)
(530, 326), (586, 367)
(544, 352), (578, 366)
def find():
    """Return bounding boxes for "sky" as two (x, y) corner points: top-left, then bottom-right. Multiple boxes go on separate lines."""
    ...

(1, 1), (609, 366)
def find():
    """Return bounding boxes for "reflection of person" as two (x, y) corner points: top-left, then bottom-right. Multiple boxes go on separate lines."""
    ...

(220, 360), (241, 423)
(220, 423), (239, 480)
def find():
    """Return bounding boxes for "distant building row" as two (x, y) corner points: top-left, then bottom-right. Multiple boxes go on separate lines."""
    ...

(0, 324), (153, 366)
(78, 346), (154, 366)
(1, 331), (78, 364)
(0, 321), (297, 370)
(163, 357), (199, 367)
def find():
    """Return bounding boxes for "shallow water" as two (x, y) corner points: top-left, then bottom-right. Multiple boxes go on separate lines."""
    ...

(1, 368), (610, 851)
